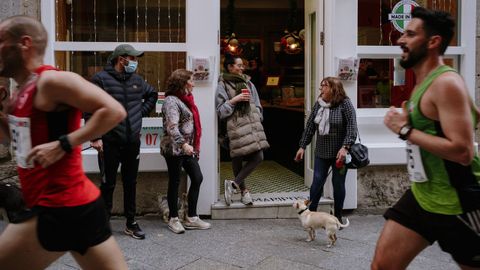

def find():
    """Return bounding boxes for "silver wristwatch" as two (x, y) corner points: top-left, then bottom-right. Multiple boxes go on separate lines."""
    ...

(398, 124), (413, 141)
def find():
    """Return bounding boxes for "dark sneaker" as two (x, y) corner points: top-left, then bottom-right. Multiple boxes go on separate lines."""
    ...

(125, 221), (146, 240)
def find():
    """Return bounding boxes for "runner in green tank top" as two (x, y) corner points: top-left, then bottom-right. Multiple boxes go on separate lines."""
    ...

(408, 65), (480, 215)
(372, 7), (480, 270)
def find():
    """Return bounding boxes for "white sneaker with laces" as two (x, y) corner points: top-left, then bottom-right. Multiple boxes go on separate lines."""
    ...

(183, 216), (211, 230)
(224, 180), (234, 206)
(241, 191), (253, 205)
(168, 217), (185, 234)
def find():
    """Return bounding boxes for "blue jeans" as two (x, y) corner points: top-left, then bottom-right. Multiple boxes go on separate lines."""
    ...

(309, 157), (347, 219)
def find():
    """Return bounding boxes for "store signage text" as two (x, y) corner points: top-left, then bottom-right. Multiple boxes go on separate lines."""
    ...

(389, 0), (420, 33)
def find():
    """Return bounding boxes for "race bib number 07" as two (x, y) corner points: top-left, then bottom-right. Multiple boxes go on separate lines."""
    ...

(8, 115), (34, 168)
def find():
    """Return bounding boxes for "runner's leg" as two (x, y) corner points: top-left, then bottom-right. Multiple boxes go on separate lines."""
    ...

(71, 236), (128, 270)
(0, 217), (65, 269)
(371, 219), (429, 270)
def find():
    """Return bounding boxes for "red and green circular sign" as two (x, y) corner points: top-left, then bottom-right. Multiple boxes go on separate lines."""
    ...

(388, 0), (420, 33)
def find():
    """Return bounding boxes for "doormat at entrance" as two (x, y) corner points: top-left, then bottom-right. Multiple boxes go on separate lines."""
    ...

(219, 161), (308, 194)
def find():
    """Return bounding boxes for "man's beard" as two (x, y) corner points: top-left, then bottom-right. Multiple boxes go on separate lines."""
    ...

(0, 45), (23, 78)
(399, 41), (428, 69)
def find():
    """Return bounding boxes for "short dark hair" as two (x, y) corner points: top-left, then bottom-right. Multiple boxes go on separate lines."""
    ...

(411, 6), (455, 55)
(2, 15), (48, 56)
(165, 69), (193, 96)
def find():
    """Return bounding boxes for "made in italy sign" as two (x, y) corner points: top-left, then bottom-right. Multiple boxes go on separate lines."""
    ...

(388, 0), (420, 33)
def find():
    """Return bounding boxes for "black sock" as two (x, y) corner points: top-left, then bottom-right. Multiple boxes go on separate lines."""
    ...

(127, 220), (136, 226)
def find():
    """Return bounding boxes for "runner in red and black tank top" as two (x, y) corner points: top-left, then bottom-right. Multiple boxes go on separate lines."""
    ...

(10, 65), (99, 208)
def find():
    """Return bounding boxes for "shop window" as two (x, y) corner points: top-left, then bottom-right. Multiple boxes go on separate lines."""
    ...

(55, 51), (186, 117)
(358, 0), (459, 46)
(358, 57), (457, 108)
(55, 0), (186, 42)
(51, 0), (188, 117)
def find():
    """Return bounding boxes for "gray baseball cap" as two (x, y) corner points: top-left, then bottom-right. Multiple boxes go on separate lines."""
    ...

(111, 44), (144, 59)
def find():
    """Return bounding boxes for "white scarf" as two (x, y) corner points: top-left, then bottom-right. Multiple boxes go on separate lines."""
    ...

(314, 97), (331, 135)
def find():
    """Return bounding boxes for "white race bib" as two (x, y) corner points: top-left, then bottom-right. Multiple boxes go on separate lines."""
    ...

(8, 115), (34, 168)
(406, 141), (428, 183)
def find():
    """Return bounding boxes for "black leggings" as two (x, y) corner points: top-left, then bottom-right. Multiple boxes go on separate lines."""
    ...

(164, 155), (203, 218)
(232, 150), (263, 191)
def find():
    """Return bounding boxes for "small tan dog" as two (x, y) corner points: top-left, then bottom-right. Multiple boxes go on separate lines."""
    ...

(293, 199), (349, 247)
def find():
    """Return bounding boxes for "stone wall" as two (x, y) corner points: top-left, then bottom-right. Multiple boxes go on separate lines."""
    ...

(0, 0), (39, 21)
(86, 172), (184, 216)
(357, 165), (410, 213)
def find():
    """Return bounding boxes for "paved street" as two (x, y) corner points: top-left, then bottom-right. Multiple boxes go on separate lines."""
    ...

(0, 214), (457, 270)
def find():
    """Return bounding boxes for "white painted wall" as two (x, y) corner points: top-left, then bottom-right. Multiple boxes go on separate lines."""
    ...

(185, 0), (220, 215)
(322, 0), (359, 209)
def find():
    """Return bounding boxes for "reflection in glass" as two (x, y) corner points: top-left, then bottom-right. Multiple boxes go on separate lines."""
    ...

(55, 50), (186, 101)
(358, 0), (459, 46)
(358, 57), (457, 108)
(56, 0), (186, 42)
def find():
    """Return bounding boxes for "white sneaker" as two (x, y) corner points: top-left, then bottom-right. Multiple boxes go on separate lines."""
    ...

(183, 216), (211, 230)
(224, 180), (234, 206)
(168, 217), (185, 234)
(241, 191), (253, 205)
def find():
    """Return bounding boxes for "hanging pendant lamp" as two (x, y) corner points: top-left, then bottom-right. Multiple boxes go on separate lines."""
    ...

(279, 0), (304, 54)
(223, 0), (242, 55)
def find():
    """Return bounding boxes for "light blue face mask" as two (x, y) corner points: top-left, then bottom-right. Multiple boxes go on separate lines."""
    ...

(124, 60), (138, 73)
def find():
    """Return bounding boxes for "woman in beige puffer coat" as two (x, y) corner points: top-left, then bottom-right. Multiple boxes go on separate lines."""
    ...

(215, 54), (269, 206)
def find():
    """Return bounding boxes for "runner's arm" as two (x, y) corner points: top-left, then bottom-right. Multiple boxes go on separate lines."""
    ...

(407, 74), (474, 165)
(35, 70), (126, 148)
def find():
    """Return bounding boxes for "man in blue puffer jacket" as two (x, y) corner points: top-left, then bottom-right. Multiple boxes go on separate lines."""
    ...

(87, 44), (157, 240)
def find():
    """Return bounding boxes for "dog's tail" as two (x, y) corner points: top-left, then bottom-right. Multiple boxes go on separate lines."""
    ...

(338, 217), (350, 228)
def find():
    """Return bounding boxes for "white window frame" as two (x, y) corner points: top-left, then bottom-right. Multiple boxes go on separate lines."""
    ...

(353, 1), (476, 165)
(41, 1), (188, 65)
(40, 0), (189, 172)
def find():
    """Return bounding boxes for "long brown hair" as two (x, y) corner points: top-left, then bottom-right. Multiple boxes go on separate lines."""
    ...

(165, 69), (193, 96)
(321, 77), (347, 107)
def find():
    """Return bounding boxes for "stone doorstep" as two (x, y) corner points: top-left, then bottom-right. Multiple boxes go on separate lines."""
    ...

(211, 191), (334, 219)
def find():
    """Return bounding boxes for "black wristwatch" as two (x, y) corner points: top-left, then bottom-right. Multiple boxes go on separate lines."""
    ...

(58, 135), (73, 153)
(398, 124), (413, 141)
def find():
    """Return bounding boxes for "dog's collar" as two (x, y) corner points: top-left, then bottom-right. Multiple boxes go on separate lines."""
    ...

(297, 208), (307, 215)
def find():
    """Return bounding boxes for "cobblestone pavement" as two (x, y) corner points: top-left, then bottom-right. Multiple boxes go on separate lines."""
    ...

(0, 215), (457, 270)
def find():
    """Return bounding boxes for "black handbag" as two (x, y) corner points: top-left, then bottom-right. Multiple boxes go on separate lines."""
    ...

(346, 125), (369, 169)
(347, 142), (369, 169)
